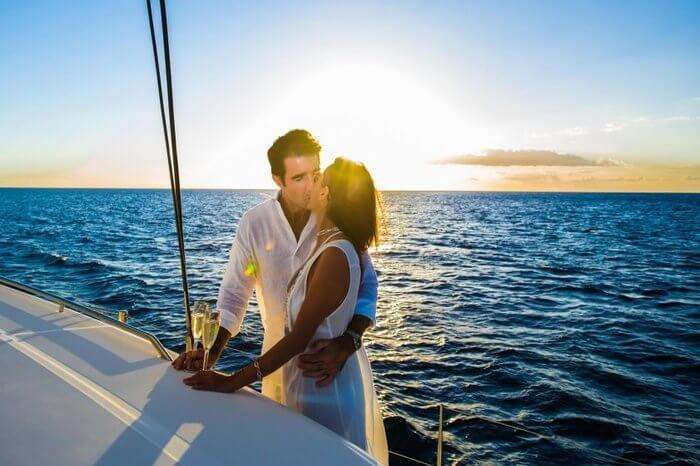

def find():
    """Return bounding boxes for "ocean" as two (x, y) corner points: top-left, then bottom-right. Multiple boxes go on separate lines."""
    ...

(0, 188), (698, 465)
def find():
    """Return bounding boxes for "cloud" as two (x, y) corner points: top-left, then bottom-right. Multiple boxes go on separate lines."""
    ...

(531, 115), (699, 141)
(561, 127), (590, 137)
(504, 172), (562, 183)
(663, 115), (696, 122)
(478, 165), (700, 192)
(600, 115), (699, 134)
(529, 127), (590, 139)
(603, 122), (624, 133)
(435, 149), (623, 167)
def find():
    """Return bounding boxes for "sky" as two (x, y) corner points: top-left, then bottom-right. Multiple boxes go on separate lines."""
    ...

(1, 0), (699, 192)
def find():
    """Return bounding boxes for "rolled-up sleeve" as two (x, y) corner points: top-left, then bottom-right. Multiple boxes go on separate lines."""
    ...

(216, 212), (256, 337)
(355, 252), (378, 326)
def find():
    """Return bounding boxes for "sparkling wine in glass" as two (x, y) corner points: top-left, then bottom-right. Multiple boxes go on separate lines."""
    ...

(191, 301), (208, 352)
(202, 311), (220, 370)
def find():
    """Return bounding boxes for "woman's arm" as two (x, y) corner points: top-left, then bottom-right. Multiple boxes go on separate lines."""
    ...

(184, 246), (351, 392)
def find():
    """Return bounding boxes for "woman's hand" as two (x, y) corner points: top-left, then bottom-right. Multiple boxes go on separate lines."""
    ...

(183, 370), (237, 393)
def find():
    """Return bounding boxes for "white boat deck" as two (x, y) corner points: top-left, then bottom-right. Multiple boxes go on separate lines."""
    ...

(0, 282), (377, 465)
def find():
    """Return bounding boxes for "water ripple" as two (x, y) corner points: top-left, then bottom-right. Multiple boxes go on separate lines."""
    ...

(1, 189), (699, 465)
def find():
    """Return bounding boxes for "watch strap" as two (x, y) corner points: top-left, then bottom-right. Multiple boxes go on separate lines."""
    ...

(344, 329), (362, 351)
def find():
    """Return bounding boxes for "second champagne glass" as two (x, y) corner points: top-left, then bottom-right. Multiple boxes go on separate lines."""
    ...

(201, 311), (220, 371)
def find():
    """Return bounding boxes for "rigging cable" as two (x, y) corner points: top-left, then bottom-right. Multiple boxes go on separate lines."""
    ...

(146, 0), (194, 351)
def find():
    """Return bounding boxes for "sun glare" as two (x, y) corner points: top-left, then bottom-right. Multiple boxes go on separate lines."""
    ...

(253, 61), (488, 189)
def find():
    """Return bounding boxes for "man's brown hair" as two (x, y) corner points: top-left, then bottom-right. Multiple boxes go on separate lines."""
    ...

(267, 129), (322, 180)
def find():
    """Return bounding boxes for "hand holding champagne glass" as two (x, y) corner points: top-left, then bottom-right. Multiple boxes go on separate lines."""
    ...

(172, 301), (213, 372)
(201, 310), (220, 370)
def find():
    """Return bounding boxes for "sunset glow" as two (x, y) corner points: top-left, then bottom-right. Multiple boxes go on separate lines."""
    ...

(1, 1), (698, 192)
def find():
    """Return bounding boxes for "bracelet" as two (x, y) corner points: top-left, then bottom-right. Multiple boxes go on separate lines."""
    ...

(253, 359), (264, 381)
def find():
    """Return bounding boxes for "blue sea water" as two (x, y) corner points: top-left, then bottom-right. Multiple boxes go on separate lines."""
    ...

(0, 188), (698, 465)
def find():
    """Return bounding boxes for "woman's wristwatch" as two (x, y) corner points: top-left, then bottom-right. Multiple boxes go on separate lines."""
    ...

(343, 329), (362, 352)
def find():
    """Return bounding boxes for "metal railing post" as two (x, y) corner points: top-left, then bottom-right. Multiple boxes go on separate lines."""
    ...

(436, 404), (444, 466)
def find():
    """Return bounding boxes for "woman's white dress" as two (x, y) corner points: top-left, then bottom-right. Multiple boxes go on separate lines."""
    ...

(283, 239), (389, 465)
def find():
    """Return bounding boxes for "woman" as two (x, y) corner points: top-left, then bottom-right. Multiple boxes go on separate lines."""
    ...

(184, 157), (388, 465)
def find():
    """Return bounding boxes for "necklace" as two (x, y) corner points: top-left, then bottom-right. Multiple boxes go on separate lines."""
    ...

(317, 226), (340, 237)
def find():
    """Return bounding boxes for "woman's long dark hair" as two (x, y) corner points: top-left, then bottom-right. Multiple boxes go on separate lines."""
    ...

(324, 157), (383, 254)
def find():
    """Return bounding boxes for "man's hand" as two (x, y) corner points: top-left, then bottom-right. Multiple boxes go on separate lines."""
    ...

(172, 327), (232, 371)
(297, 335), (354, 387)
(183, 370), (236, 393)
(172, 348), (205, 372)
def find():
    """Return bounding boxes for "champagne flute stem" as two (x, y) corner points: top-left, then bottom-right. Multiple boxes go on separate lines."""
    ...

(203, 349), (209, 371)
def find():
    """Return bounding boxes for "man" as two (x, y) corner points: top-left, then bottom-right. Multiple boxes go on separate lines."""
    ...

(172, 129), (377, 403)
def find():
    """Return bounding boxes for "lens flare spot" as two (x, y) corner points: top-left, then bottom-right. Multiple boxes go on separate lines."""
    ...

(244, 260), (258, 278)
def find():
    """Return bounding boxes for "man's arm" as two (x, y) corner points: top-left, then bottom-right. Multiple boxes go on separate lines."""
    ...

(173, 213), (255, 371)
(216, 212), (256, 338)
(335, 250), (379, 349)
(297, 251), (379, 386)
(353, 251), (378, 325)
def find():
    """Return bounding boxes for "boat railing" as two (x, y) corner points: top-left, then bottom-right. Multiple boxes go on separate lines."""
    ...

(0, 275), (173, 361)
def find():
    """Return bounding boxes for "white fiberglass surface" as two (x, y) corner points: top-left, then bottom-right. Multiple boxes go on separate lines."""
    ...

(0, 284), (376, 466)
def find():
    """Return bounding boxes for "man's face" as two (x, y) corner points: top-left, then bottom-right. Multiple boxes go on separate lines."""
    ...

(273, 155), (320, 211)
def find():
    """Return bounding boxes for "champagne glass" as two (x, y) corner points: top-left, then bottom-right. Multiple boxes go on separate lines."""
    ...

(201, 310), (220, 371)
(191, 301), (207, 353)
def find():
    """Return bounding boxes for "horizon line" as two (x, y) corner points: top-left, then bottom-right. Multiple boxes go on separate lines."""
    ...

(0, 186), (698, 194)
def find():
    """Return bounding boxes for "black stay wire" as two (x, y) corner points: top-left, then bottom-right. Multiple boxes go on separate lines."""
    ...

(146, 0), (193, 350)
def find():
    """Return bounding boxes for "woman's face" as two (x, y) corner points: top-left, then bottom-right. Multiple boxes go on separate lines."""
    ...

(308, 169), (329, 215)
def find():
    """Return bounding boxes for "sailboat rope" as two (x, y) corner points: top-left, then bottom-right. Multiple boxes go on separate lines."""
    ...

(146, 0), (194, 351)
